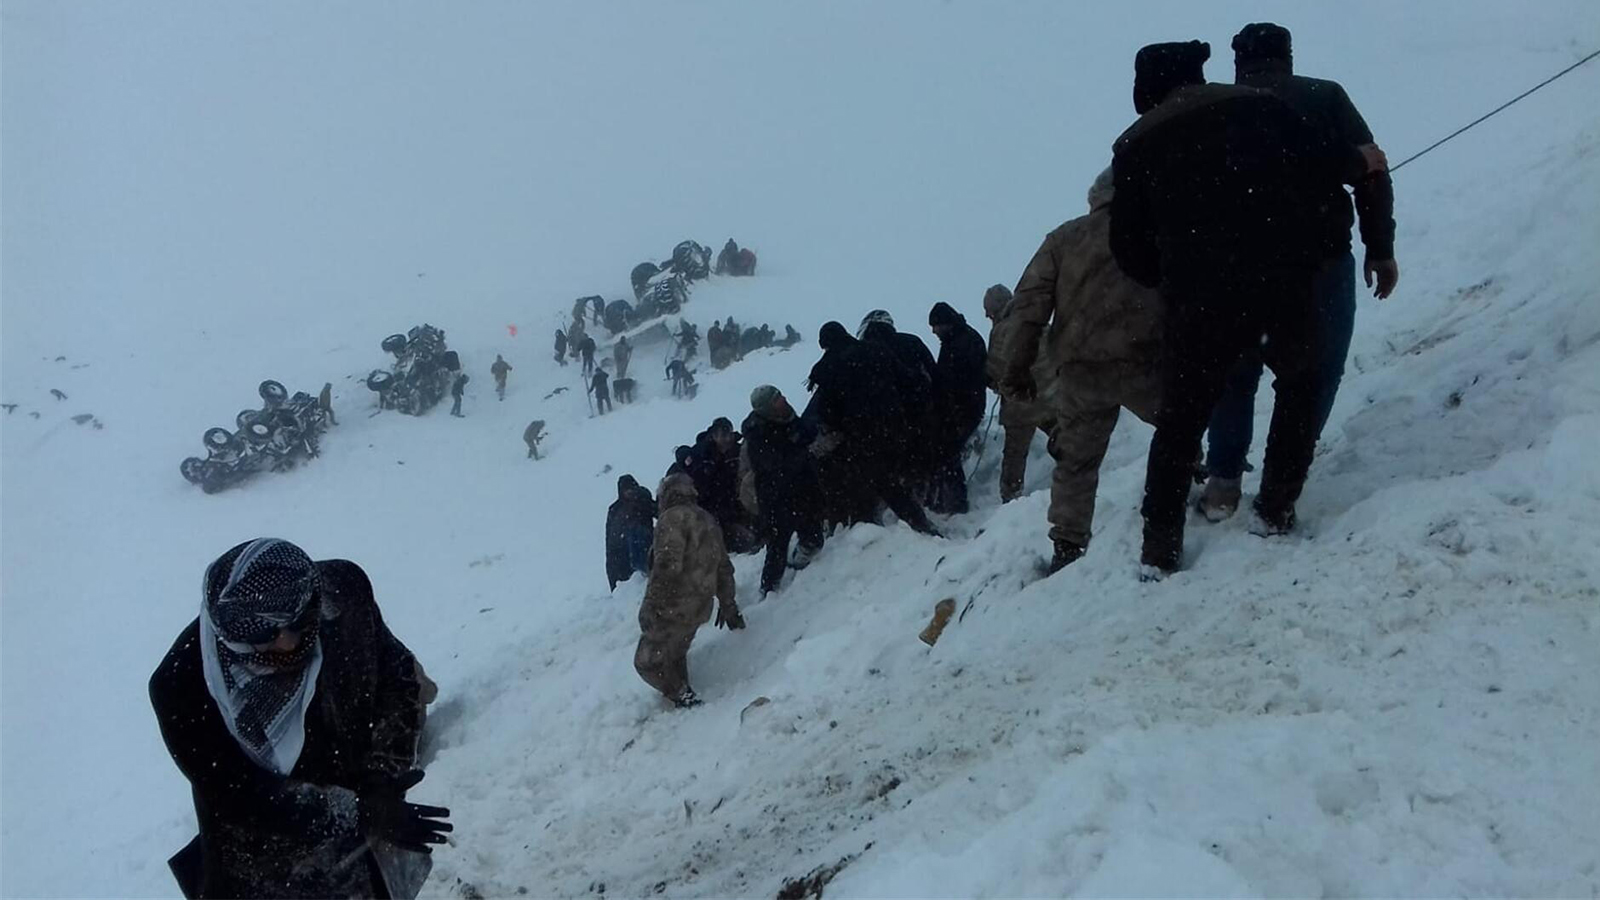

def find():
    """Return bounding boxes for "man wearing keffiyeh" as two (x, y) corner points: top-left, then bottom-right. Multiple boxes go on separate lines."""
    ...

(151, 538), (450, 899)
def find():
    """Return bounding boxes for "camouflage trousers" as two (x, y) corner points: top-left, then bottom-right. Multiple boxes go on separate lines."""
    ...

(998, 396), (1054, 503)
(1045, 374), (1161, 548)
(634, 612), (701, 700)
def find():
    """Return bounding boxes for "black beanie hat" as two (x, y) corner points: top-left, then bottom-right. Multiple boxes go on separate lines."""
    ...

(1133, 41), (1210, 114)
(1232, 23), (1291, 65)
(928, 301), (964, 328)
(818, 320), (851, 351)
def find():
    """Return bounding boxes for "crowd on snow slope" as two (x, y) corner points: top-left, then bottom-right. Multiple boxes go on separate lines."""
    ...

(148, 22), (1401, 899)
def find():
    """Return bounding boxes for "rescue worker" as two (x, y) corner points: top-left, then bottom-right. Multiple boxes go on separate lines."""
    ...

(927, 302), (989, 514)
(450, 373), (468, 417)
(1198, 22), (1400, 521)
(635, 474), (744, 708)
(614, 336), (633, 380)
(606, 475), (657, 590)
(743, 386), (825, 595)
(524, 420), (545, 459)
(984, 284), (1056, 503)
(490, 354), (512, 401)
(1110, 39), (1387, 575)
(997, 168), (1164, 572)
(590, 368), (612, 415)
(318, 382), (338, 426)
(554, 329), (568, 366)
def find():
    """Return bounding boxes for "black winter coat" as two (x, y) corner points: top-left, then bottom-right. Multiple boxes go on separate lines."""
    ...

(689, 436), (742, 522)
(1110, 82), (1369, 289)
(605, 487), (657, 589)
(150, 560), (426, 900)
(804, 335), (915, 452)
(741, 411), (821, 531)
(934, 319), (989, 443)
(1238, 63), (1395, 262)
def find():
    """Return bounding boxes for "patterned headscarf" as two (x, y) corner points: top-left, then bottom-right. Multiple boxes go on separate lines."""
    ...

(199, 538), (326, 775)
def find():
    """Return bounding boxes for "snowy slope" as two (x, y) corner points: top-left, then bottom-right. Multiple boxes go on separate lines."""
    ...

(4, 2), (1600, 897)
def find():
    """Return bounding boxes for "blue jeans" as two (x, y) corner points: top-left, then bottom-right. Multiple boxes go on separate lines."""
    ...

(625, 526), (652, 573)
(1204, 252), (1356, 480)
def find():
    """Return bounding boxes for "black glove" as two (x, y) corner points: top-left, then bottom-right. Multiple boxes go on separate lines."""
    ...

(715, 603), (746, 630)
(360, 769), (453, 854)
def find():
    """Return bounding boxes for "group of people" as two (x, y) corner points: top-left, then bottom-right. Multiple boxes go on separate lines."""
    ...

(989, 23), (1396, 577)
(707, 317), (803, 370)
(149, 24), (1399, 899)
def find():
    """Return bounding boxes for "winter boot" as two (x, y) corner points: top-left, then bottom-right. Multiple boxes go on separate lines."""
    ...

(1196, 476), (1243, 523)
(1248, 499), (1297, 537)
(1047, 539), (1086, 575)
(1139, 519), (1183, 578)
(788, 541), (820, 570)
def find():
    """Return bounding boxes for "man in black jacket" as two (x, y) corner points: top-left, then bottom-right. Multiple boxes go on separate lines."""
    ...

(858, 310), (940, 486)
(1198, 22), (1400, 522)
(805, 321), (939, 535)
(150, 539), (449, 899)
(743, 385), (826, 595)
(606, 475), (657, 590)
(1111, 40), (1386, 575)
(690, 417), (757, 551)
(927, 301), (989, 514)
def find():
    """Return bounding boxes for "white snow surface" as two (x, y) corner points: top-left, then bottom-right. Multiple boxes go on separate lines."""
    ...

(4, 2), (1600, 897)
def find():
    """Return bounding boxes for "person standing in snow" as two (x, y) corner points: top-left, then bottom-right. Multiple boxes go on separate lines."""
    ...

(635, 474), (744, 708)
(606, 475), (657, 590)
(149, 539), (450, 900)
(1196, 22), (1401, 522)
(997, 168), (1165, 573)
(490, 355), (513, 401)
(613, 336), (633, 380)
(857, 310), (940, 493)
(689, 417), (758, 552)
(927, 301), (989, 514)
(714, 239), (740, 275)
(578, 334), (597, 377)
(449, 373), (469, 417)
(804, 321), (940, 535)
(983, 284), (1056, 504)
(743, 385), (825, 595)
(523, 419), (545, 459)
(553, 329), (568, 366)
(318, 382), (338, 426)
(1110, 40), (1387, 576)
(589, 367), (612, 415)
(590, 295), (605, 326)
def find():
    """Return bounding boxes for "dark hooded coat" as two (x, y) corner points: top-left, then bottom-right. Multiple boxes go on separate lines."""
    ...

(150, 559), (427, 900)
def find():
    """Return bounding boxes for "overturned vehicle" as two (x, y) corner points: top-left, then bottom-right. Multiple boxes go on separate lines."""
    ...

(365, 324), (461, 415)
(180, 379), (330, 493)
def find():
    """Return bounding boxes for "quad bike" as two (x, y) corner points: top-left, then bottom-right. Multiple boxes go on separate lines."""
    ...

(181, 379), (330, 493)
(365, 324), (460, 415)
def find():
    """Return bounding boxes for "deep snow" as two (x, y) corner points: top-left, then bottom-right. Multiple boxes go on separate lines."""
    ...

(3, 2), (1599, 897)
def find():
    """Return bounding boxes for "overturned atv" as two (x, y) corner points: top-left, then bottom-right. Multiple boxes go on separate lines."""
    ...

(365, 324), (460, 415)
(181, 380), (330, 493)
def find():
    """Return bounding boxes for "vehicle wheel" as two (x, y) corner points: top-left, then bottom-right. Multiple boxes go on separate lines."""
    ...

(200, 476), (226, 494)
(367, 370), (394, 392)
(180, 457), (207, 484)
(441, 350), (461, 372)
(203, 427), (235, 450)
(243, 421), (275, 444)
(381, 333), (409, 355)
(258, 380), (288, 405)
(236, 409), (260, 429)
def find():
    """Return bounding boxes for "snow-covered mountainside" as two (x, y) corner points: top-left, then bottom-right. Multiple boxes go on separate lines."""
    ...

(3, 3), (1598, 897)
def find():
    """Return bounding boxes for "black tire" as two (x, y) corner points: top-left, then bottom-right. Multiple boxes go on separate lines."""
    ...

(203, 427), (235, 450)
(236, 408), (260, 429)
(367, 370), (394, 392)
(382, 333), (409, 354)
(258, 380), (288, 404)
(180, 457), (207, 484)
(243, 421), (275, 444)
(441, 350), (461, 372)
